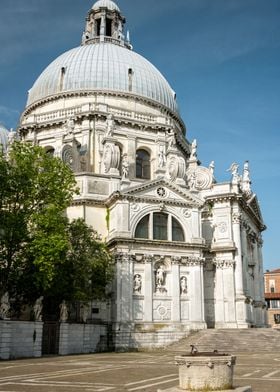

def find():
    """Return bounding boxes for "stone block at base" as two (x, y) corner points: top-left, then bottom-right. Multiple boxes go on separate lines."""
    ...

(157, 387), (252, 392)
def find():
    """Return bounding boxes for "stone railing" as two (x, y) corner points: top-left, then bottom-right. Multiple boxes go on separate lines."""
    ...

(27, 103), (170, 127)
(34, 106), (82, 123)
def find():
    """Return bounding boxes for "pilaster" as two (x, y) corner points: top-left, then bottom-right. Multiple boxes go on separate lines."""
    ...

(171, 257), (180, 322)
(144, 255), (153, 322)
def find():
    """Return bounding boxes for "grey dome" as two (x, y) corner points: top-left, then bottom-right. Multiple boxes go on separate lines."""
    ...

(92, 0), (120, 12)
(27, 43), (178, 113)
(0, 124), (9, 153)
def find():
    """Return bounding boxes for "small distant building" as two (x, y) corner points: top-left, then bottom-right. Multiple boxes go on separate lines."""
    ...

(264, 269), (280, 327)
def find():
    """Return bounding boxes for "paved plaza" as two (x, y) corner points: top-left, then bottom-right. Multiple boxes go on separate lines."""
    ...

(0, 350), (279, 392)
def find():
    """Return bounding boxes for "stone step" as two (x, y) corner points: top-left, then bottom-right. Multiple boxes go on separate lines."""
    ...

(167, 328), (280, 353)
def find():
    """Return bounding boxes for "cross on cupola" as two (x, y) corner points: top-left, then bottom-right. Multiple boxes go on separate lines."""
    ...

(82, 0), (132, 49)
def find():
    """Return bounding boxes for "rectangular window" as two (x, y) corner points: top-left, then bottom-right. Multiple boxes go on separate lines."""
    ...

(270, 300), (280, 309)
(153, 213), (168, 240)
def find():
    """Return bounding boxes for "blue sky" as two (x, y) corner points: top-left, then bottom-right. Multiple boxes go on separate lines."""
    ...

(1, 0), (279, 270)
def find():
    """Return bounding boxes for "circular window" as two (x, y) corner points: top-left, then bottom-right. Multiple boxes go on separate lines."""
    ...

(157, 187), (166, 198)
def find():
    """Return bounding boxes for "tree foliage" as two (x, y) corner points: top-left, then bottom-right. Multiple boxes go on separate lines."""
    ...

(0, 142), (112, 310)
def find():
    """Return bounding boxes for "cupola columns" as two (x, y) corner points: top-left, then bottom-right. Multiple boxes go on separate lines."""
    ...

(82, 0), (131, 49)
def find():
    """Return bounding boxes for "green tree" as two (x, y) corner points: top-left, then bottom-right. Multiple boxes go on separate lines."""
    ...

(0, 142), (113, 312)
(0, 142), (77, 299)
(67, 218), (113, 301)
(0, 142), (113, 314)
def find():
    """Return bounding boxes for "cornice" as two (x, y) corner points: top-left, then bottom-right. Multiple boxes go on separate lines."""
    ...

(107, 237), (206, 250)
(71, 198), (106, 207)
(239, 195), (266, 232)
(204, 192), (241, 204)
(205, 192), (266, 232)
(107, 193), (197, 208)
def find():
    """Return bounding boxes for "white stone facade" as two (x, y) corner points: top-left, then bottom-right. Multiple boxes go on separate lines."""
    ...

(18, 0), (267, 349)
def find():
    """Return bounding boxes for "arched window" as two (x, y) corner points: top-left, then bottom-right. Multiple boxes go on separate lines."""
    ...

(135, 212), (185, 242)
(45, 146), (55, 156)
(172, 217), (185, 242)
(135, 215), (149, 239)
(136, 149), (150, 179)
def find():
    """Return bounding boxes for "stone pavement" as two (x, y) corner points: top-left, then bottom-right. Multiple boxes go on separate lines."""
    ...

(0, 350), (279, 391)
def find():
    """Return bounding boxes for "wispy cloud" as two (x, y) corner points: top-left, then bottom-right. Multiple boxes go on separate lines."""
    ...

(0, 105), (19, 117)
(0, 106), (20, 128)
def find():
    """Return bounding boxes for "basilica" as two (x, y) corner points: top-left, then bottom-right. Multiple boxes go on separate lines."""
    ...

(1, 0), (267, 349)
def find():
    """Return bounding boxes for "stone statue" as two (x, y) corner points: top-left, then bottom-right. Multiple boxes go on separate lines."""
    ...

(103, 144), (112, 173)
(155, 265), (166, 292)
(167, 130), (176, 149)
(227, 162), (240, 184)
(105, 114), (115, 137)
(0, 292), (10, 319)
(180, 276), (188, 295)
(33, 296), (43, 321)
(158, 145), (166, 168)
(189, 171), (196, 190)
(80, 303), (89, 323)
(209, 161), (215, 177)
(133, 274), (142, 294)
(190, 139), (197, 158)
(59, 300), (68, 323)
(121, 154), (129, 179)
(242, 160), (252, 194)
(63, 118), (75, 142)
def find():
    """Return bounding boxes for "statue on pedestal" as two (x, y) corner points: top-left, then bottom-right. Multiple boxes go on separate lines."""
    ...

(133, 274), (142, 294)
(209, 161), (215, 177)
(155, 265), (167, 293)
(190, 139), (197, 159)
(227, 162), (240, 184)
(167, 130), (176, 149)
(180, 276), (188, 295)
(105, 114), (115, 137)
(59, 300), (68, 323)
(34, 296), (43, 321)
(121, 154), (129, 179)
(158, 145), (166, 168)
